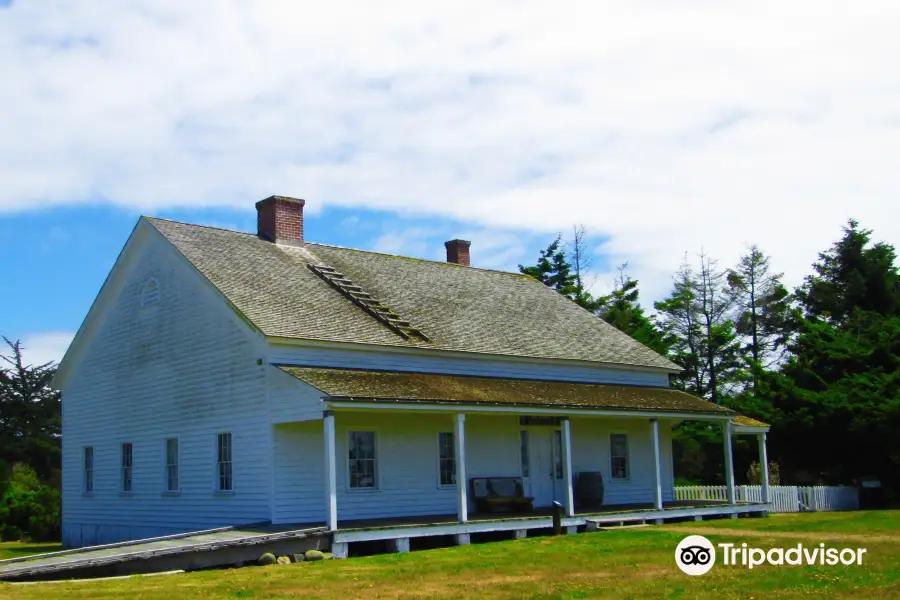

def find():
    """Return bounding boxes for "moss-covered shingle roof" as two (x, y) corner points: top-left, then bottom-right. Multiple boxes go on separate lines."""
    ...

(732, 414), (770, 428)
(147, 217), (680, 370)
(280, 367), (734, 415)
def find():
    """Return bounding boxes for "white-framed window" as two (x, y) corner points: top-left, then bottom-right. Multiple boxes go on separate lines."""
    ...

(610, 434), (629, 480)
(217, 432), (233, 492)
(165, 438), (179, 492)
(519, 431), (530, 478)
(140, 278), (161, 308)
(348, 431), (377, 489)
(121, 442), (133, 492)
(553, 430), (563, 480)
(83, 446), (94, 493)
(438, 432), (455, 487)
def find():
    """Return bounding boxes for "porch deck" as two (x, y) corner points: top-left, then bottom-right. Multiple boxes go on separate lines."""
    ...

(332, 500), (770, 546)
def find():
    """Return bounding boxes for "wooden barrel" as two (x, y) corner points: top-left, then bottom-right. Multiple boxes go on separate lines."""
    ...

(575, 472), (605, 510)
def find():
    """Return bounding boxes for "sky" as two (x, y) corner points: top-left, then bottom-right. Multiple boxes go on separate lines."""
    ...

(2, 1), (899, 367)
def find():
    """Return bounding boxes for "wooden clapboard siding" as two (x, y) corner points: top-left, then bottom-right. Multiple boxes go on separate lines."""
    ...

(270, 412), (675, 524)
(268, 367), (326, 423)
(571, 418), (676, 505)
(61, 229), (273, 548)
(267, 343), (670, 387)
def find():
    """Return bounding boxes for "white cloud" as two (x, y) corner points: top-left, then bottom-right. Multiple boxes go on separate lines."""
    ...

(2, 0), (899, 301)
(6, 332), (75, 368)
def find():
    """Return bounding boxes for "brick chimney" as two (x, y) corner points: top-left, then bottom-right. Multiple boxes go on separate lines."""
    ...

(444, 239), (471, 266)
(256, 195), (305, 246)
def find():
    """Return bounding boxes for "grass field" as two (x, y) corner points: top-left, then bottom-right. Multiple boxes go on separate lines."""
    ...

(1, 511), (898, 599)
(0, 544), (63, 562)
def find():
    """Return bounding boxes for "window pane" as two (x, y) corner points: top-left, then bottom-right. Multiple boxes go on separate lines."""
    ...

(217, 433), (233, 491)
(439, 432), (455, 486)
(349, 432), (377, 488)
(166, 439), (178, 464)
(165, 439), (179, 491)
(520, 431), (530, 478)
(122, 443), (133, 492)
(84, 447), (93, 493)
(610, 434), (627, 458)
(610, 434), (629, 479)
(554, 430), (563, 479)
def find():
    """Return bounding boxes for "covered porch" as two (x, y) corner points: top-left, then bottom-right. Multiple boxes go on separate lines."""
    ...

(275, 366), (773, 545)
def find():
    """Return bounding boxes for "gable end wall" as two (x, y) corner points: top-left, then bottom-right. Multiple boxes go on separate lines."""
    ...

(61, 229), (272, 547)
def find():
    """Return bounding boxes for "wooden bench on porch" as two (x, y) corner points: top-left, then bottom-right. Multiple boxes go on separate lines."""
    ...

(470, 477), (534, 513)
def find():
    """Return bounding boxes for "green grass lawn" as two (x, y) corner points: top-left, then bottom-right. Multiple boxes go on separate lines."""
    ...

(1, 511), (899, 599)
(665, 510), (900, 535)
(0, 544), (63, 562)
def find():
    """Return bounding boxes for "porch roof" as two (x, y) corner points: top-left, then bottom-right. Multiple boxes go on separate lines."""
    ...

(279, 366), (736, 416)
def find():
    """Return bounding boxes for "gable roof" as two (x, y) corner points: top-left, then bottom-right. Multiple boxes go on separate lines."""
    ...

(280, 367), (732, 415)
(146, 217), (680, 371)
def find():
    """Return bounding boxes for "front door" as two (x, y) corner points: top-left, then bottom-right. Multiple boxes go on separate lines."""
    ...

(521, 428), (566, 508)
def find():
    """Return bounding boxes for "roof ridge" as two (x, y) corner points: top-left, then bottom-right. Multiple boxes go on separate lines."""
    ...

(304, 241), (532, 278)
(144, 215), (533, 279)
(143, 216), (259, 238)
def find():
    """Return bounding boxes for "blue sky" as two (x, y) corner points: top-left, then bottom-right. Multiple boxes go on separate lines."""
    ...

(2, 1), (899, 365)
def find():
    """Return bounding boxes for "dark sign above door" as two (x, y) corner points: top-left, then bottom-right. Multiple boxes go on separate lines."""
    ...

(519, 416), (564, 427)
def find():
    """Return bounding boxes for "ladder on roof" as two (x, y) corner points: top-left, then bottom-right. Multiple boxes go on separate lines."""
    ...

(307, 264), (431, 342)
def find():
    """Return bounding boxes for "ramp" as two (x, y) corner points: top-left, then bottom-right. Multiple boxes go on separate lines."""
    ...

(0, 523), (328, 582)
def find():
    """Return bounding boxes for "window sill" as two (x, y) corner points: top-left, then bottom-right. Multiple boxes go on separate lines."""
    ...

(81, 492), (95, 497)
(346, 487), (380, 493)
(119, 492), (135, 497)
(214, 490), (235, 496)
(161, 491), (181, 497)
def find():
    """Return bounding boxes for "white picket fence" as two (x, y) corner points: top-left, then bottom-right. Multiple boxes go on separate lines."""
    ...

(675, 485), (859, 513)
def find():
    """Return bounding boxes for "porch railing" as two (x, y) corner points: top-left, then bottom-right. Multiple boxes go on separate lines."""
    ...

(674, 485), (859, 513)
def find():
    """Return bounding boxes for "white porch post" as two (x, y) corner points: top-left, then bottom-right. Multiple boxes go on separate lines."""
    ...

(323, 410), (338, 531)
(454, 412), (468, 523)
(723, 420), (736, 505)
(561, 418), (575, 517)
(758, 432), (770, 505)
(649, 418), (663, 510)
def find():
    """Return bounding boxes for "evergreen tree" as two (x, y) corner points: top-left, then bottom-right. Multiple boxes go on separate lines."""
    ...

(596, 264), (671, 356)
(519, 236), (600, 311)
(655, 259), (704, 395)
(696, 252), (743, 403)
(0, 338), (61, 480)
(761, 220), (900, 487)
(656, 254), (741, 403)
(728, 245), (791, 371)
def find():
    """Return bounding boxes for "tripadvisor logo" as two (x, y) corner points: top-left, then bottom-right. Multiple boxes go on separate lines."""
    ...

(675, 535), (867, 575)
(676, 535), (716, 575)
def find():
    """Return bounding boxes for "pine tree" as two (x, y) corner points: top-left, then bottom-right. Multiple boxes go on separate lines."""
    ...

(761, 220), (900, 486)
(727, 245), (791, 378)
(656, 254), (741, 403)
(696, 251), (743, 403)
(0, 338), (61, 480)
(596, 264), (671, 356)
(655, 258), (705, 395)
(519, 236), (599, 311)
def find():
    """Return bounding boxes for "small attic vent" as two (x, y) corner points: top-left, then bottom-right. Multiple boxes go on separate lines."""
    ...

(307, 264), (431, 342)
(140, 278), (161, 308)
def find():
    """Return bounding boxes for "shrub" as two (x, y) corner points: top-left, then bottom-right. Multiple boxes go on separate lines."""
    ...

(0, 464), (61, 542)
(747, 461), (781, 485)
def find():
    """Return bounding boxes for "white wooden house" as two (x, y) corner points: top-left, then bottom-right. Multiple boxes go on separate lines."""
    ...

(53, 195), (771, 550)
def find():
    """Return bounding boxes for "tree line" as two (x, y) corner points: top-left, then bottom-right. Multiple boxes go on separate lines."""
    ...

(520, 220), (900, 492)
(0, 339), (61, 541)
